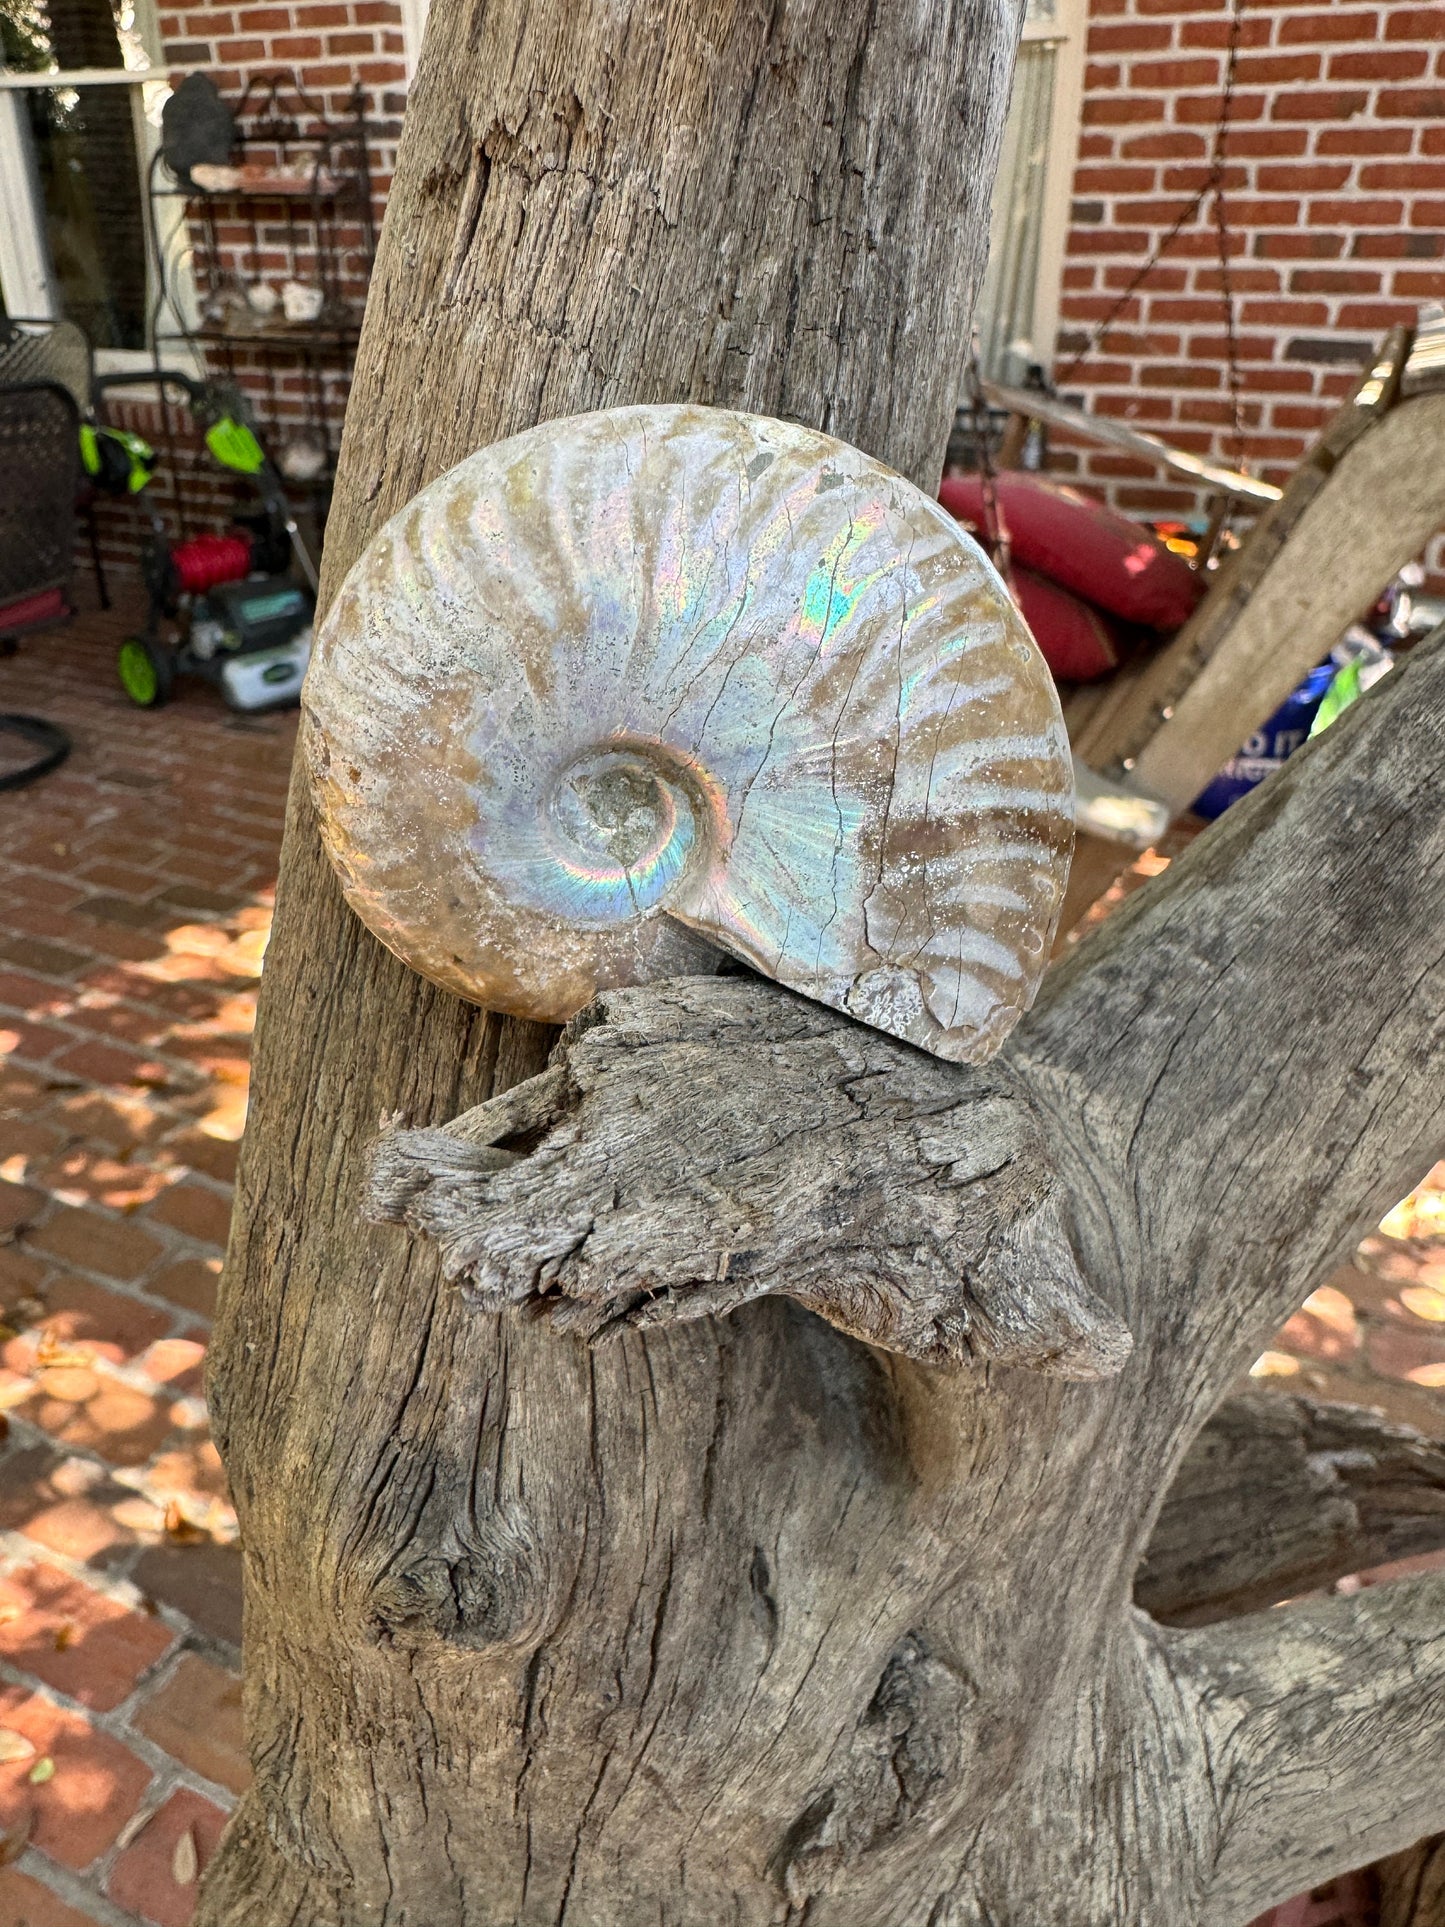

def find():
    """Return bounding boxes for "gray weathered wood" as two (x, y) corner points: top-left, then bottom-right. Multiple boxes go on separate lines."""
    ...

(367, 980), (1133, 1376)
(198, 0), (1445, 1919)
(1136, 1392), (1445, 1625)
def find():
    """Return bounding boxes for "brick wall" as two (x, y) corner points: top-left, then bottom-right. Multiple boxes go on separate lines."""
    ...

(88, 0), (1443, 580)
(1055, 0), (1445, 547)
(158, 0), (407, 174)
(83, 0), (409, 578)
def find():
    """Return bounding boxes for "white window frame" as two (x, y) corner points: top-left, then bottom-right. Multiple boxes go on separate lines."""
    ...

(399, 0), (429, 78)
(1022, 0), (1089, 379)
(0, 0), (192, 376)
(972, 0), (1089, 385)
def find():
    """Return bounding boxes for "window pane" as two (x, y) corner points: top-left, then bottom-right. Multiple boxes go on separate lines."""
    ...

(19, 81), (149, 348)
(1, 0), (152, 349)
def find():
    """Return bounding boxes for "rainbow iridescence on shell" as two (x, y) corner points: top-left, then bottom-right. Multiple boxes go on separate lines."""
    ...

(304, 405), (1074, 1063)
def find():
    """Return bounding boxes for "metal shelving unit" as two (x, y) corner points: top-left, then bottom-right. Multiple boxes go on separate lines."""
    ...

(148, 70), (376, 504)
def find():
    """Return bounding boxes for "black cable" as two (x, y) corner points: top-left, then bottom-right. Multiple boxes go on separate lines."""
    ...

(1059, 0), (1247, 432)
(0, 715), (71, 791)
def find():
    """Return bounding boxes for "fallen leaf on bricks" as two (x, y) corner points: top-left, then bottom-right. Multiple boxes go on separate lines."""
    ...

(27, 1756), (54, 1784)
(0, 1730), (35, 1764)
(164, 1500), (208, 1544)
(172, 1827), (199, 1885)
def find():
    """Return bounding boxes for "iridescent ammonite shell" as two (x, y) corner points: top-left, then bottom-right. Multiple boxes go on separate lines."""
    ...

(305, 405), (1073, 1064)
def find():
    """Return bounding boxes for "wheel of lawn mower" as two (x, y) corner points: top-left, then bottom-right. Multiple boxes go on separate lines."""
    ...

(117, 635), (175, 708)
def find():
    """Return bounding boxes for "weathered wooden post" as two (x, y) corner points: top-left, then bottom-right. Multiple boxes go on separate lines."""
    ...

(198, 4), (1445, 1922)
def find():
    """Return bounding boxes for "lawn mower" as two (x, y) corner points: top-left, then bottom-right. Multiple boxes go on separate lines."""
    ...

(92, 370), (318, 712)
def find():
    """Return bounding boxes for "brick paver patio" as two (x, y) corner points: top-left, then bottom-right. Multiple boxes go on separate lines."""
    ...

(2, 597), (290, 1924)
(0, 596), (1441, 1925)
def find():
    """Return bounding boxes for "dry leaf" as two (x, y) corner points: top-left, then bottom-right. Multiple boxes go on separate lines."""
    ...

(27, 1756), (54, 1785)
(0, 1605), (21, 1627)
(0, 1729), (35, 1764)
(35, 1331), (92, 1369)
(114, 1806), (151, 1852)
(172, 1826), (199, 1885)
(53, 1622), (75, 1652)
(164, 1500), (207, 1545)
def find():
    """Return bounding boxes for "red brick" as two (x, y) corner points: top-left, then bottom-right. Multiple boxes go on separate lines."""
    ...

(1384, 5), (1445, 35)
(108, 1788), (229, 1926)
(148, 1256), (222, 1319)
(1338, 298), (1428, 326)
(1179, 15), (1274, 47)
(1222, 128), (1310, 156)
(135, 1654), (249, 1794)
(0, 972), (67, 1016)
(1175, 89), (1267, 121)
(1138, 363), (1223, 387)
(1254, 232), (1346, 258)
(1271, 404), (1330, 430)
(20, 1371), (176, 1467)
(1331, 47), (1430, 79)
(0, 1563), (173, 1709)
(1232, 52), (1324, 82)
(0, 935), (92, 981)
(49, 1039), (172, 1091)
(1365, 238), (1444, 272)
(1255, 163), (1351, 191)
(1366, 1323), (1445, 1381)
(0, 1685), (152, 1870)
(0, 1180), (43, 1237)
(1318, 126), (1414, 154)
(0, 1443), (141, 1563)
(1395, 267), (1445, 293)
(144, 1182), (232, 1247)
(1289, 267), (1385, 292)
(73, 862), (162, 897)
(1240, 297), (1330, 324)
(1089, 20), (1172, 51)
(133, 1541), (243, 1649)
(1309, 197), (1406, 224)
(1147, 296), (1228, 322)
(1119, 130), (1208, 159)
(1279, 9), (1381, 40)
(1268, 88), (1371, 118)
(0, 1019), (73, 1063)
(1378, 86), (1445, 115)
(1129, 56), (1220, 88)
(27, 1208), (163, 1282)
(1083, 97), (1162, 125)
(1114, 195), (1216, 223)
(1085, 60), (1122, 88)
(19, 1275), (171, 1364)
(1362, 161), (1445, 189)
(0, 1867), (102, 1927)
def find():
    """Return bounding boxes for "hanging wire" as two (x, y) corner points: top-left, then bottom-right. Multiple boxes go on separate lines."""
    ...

(1058, 0), (1247, 467)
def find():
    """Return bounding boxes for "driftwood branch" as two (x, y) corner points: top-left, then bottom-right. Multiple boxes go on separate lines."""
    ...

(1017, 633), (1445, 1401)
(367, 978), (1132, 1377)
(1138, 1392), (1445, 1626)
(1184, 1572), (1445, 1922)
(1378, 1833), (1445, 1927)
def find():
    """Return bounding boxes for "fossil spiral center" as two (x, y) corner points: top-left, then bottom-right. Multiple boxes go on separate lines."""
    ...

(547, 746), (698, 918)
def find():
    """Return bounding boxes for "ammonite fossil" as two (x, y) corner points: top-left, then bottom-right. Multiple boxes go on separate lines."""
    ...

(305, 405), (1073, 1064)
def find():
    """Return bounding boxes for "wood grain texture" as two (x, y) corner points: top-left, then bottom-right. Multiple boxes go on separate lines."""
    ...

(199, 0), (1445, 1919)
(366, 976), (1132, 1373)
(1137, 1392), (1445, 1625)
